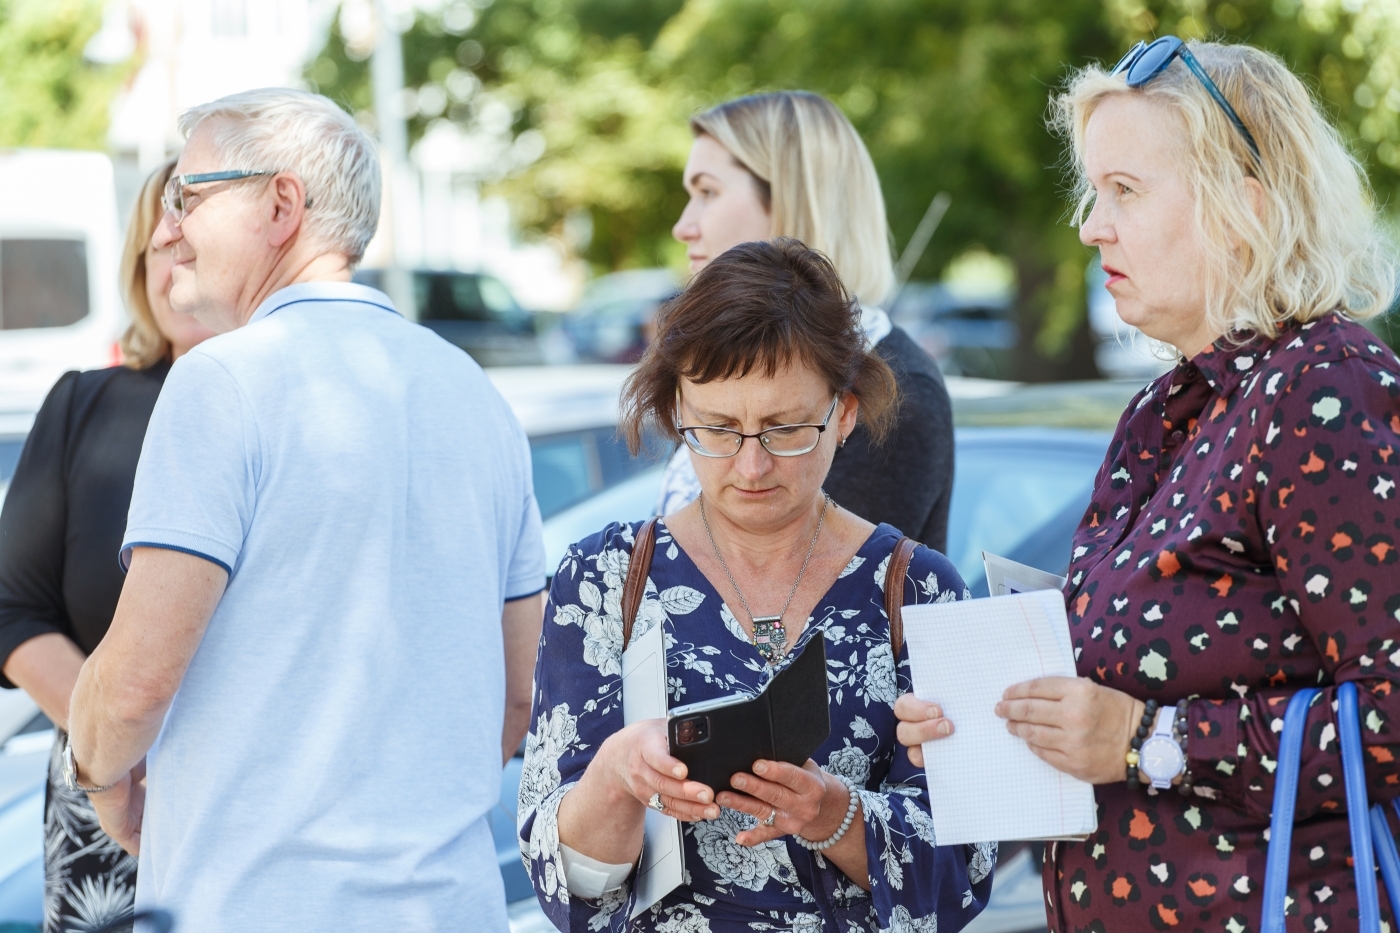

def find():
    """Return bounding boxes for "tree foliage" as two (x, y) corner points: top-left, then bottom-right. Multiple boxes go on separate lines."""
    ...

(309, 0), (1400, 377)
(0, 0), (129, 150)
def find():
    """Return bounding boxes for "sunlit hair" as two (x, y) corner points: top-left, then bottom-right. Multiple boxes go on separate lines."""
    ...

(1054, 41), (1396, 343)
(619, 238), (897, 453)
(119, 158), (178, 370)
(691, 91), (896, 308)
(177, 88), (381, 263)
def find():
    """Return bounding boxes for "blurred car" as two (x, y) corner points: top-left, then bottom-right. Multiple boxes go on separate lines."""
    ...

(0, 373), (1145, 933)
(0, 151), (125, 413)
(560, 269), (679, 364)
(353, 269), (564, 368)
(889, 282), (1018, 380)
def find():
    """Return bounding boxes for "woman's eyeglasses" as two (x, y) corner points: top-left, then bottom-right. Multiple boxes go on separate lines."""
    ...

(677, 396), (840, 458)
(1111, 36), (1261, 165)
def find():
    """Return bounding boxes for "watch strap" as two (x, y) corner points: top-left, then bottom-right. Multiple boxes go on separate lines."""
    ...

(62, 735), (118, 794)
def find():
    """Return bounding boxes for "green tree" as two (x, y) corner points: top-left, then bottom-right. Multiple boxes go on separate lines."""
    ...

(309, 0), (1400, 377)
(0, 0), (130, 150)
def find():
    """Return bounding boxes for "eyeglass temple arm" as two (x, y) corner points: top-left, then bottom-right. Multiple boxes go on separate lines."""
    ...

(1177, 49), (1262, 162)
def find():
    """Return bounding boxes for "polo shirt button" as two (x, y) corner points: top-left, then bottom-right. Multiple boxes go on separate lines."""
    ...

(1171, 431), (1185, 442)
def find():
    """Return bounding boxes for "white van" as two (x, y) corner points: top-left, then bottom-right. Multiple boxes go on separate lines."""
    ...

(0, 150), (124, 410)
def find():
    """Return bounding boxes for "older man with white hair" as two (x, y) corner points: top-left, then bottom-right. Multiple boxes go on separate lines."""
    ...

(65, 88), (545, 932)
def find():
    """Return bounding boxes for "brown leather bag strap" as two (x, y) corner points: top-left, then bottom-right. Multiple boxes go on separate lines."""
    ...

(621, 518), (659, 652)
(883, 536), (918, 660)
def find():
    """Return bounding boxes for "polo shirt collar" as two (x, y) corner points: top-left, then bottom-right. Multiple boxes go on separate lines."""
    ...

(248, 281), (401, 325)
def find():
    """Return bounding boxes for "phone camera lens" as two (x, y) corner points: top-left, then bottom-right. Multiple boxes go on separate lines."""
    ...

(676, 717), (708, 746)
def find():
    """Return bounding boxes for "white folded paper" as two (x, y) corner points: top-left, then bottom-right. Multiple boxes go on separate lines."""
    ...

(621, 620), (684, 917)
(902, 587), (1097, 845)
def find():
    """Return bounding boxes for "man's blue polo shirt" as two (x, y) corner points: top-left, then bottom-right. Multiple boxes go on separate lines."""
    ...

(122, 281), (544, 931)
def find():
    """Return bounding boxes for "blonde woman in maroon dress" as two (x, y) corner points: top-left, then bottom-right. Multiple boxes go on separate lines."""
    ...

(896, 39), (1400, 933)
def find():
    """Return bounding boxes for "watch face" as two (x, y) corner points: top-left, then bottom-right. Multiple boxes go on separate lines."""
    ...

(1139, 735), (1185, 781)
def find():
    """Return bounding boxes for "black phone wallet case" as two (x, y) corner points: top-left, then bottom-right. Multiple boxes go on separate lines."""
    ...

(666, 638), (831, 796)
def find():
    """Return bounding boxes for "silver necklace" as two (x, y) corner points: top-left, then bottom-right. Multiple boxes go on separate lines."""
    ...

(698, 492), (831, 662)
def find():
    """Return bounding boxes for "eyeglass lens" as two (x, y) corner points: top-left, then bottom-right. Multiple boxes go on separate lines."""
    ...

(685, 425), (822, 457)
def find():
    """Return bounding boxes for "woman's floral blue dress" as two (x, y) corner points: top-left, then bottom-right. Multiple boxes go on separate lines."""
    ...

(519, 519), (996, 932)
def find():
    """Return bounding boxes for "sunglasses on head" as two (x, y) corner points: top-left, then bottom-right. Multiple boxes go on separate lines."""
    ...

(1111, 36), (1261, 165)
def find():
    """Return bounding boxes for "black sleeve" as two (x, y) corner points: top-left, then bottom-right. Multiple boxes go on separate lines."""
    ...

(897, 371), (955, 551)
(823, 365), (955, 552)
(0, 372), (77, 688)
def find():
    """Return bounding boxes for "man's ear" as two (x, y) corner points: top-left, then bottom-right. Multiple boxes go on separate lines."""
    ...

(267, 173), (307, 248)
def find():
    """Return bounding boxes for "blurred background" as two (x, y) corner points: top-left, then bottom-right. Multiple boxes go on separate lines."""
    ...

(0, 0), (1395, 404)
(0, 2), (1398, 931)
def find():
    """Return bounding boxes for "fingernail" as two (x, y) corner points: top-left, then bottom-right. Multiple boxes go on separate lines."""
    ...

(706, 807), (718, 819)
(928, 706), (942, 720)
(673, 766), (685, 778)
(938, 721), (952, 735)
(754, 761), (767, 774)
(733, 776), (746, 789)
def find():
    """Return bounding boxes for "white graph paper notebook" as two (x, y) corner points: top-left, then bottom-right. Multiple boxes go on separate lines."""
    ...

(902, 589), (1097, 845)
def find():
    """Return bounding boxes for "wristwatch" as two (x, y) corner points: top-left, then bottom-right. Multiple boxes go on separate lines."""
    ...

(1138, 706), (1186, 790)
(62, 735), (117, 794)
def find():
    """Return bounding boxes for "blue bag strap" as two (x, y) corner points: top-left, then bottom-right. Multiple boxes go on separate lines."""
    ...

(1262, 687), (1318, 933)
(1338, 681), (1381, 932)
(1370, 804), (1400, 919)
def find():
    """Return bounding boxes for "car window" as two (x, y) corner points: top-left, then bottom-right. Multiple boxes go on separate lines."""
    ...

(531, 428), (669, 521)
(946, 440), (1098, 585)
(478, 277), (519, 315)
(0, 437), (25, 507)
(531, 432), (598, 519)
(1, 238), (88, 329)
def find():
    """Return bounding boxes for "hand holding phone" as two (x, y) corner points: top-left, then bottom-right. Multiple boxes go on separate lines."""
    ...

(595, 718), (719, 822)
(666, 639), (830, 796)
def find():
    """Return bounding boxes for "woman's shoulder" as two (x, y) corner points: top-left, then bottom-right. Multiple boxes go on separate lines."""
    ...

(864, 523), (968, 602)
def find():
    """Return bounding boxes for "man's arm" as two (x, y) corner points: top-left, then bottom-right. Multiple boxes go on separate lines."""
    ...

(501, 591), (544, 763)
(69, 547), (227, 787)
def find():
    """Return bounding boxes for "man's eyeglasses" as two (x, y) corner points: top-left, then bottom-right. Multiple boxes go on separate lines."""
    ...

(1111, 37), (1261, 165)
(161, 170), (276, 224)
(676, 396), (840, 458)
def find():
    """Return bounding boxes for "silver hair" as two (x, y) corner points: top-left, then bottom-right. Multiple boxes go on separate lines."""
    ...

(177, 88), (381, 264)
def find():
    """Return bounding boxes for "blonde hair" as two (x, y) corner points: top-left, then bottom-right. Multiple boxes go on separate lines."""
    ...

(691, 91), (896, 308)
(1054, 41), (1396, 343)
(119, 158), (178, 369)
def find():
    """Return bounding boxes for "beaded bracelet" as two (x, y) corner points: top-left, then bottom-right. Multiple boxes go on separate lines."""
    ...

(1125, 699), (1159, 789)
(1174, 698), (1194, 797)
(794, 774), (860, 851)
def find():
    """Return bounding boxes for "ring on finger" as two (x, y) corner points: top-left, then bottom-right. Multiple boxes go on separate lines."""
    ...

(763, 807), (777, 827)
(648, 793), (665, 813)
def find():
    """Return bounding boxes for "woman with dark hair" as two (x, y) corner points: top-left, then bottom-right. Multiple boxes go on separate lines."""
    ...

(0, 158), (213, 932)
(519, 238), (993, 933)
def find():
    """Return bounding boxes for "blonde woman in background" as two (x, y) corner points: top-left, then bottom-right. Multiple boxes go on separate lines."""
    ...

(657, 91), (957, 552)
(0, 158), (213, 932)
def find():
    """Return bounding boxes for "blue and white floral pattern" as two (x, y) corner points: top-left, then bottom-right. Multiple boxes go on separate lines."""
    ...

(520, 520), (995, 932)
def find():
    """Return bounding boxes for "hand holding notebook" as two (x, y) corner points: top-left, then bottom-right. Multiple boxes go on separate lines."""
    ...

(901, 587), (1098, 846)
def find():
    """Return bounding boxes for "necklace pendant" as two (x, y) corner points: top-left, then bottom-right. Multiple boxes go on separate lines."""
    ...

(751, 615), (785, 661)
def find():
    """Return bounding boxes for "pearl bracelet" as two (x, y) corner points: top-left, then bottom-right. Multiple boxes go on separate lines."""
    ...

(793, 774), (860, 851)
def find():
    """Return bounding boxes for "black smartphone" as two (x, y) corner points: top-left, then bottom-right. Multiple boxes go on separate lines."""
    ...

(666, 638), (830, 795)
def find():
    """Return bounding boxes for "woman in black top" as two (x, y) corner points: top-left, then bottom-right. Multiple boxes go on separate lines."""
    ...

(657, 91), (955, 548)
(0, 159), (213, 933)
